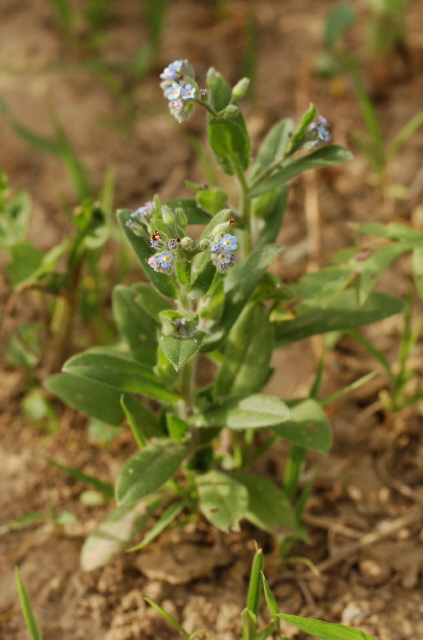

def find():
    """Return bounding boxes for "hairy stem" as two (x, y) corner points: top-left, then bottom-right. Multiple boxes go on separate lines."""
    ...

(232, 156), (253, 255)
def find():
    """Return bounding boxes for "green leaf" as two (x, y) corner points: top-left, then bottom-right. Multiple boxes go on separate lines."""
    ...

(412, 246), (423, 299)
(115, 439), (189, 505)
(274, 290), (404, 347)
(195, 188), (228, 215)
(166, 414), (189, 442)
(194, 394), (291, 429)
(261, 572), (279, 619)
(202, 244), (283, 351)
(354, 221), (423, 242)
(207, 67), (232, 112)
(241, 608), (257, 640)
(45, 372), (157, 427)
(196, 470), (249, 531)
(233, 472), (296, 533)
(198, 274), (225, 323)
(190, 250), (216, 299)
(0, 513), (47, 535)
(277, 614), (376, 640)
(117, 209), (177, 299)
(120, 395), (147, 448)
(0, 190), (31, 247)
(80, 495), (165, 571)
(127, 500), (185, 551)
(7, 242), (44, 287)
(112, 285), (158, 365)
(272, 399), (332, 453)
(159, 331), (204, 371)
(208, 118), (250, 175)
(145, 599), (190, 639)
(250, 146), (353, 198)
(15, 567), (44, 640)
(354, 241), (412, 305)
(246, 549), (263, 617)
(134, 282), (169, 321)
(163, 198), (211, 224)
(199, 207), (232, 240)
(250, 119), (295, 179)
(284, 264), (354, 310)
(255, 185), (289, 249)
(45, 457), (114, 497)
(214, 303), (274, 399)
(324, 3), (356, 48)
(63, 350), (180, 403)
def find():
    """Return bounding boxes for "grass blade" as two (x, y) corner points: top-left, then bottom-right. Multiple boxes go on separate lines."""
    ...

(15, 567), (44, 640)
(144, 598), (190, 639)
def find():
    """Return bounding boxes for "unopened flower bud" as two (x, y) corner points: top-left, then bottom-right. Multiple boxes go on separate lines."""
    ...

(221, 104), (240, 118)
(161, 205), (174, 225)
(174, 207), (188, 228)
(232, 77), (250, 99)
(199, 238), (210, 251)
(180, 236), (194, 250)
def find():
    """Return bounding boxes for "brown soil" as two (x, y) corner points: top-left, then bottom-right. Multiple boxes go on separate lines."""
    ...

(2, 1), (423, 639)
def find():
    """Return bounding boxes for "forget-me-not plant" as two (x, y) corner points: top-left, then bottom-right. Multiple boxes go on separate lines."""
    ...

(46, 60), (405, 570)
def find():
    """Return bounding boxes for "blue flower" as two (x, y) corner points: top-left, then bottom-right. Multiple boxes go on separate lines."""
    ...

(308, 116), (330, 145)
(180, 83), (196, 100)
(168, 238), (178, 249)
(151, 239), (160, 248)
(217, 250), (232, 265)
(157, 252), (174, 269)
(210, 242), (220, 253)
(165, 83), (182, 101)
(130, 201), (154, 219)
(221, 234), (238, 251)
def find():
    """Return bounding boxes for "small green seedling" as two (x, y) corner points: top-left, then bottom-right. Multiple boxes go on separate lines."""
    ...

(145, 548), (377, 640)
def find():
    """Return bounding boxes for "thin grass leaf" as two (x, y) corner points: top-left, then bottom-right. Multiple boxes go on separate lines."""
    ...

(120, 395), (147, 448)
(246, 548), (263, 617)
(99, 165), (116, 218)
(144, 598), (190, 639)
(8, 116), (61, 155)
(347, 329), (393, 379)
(241, 608), (257, 640)
(254, 621), (277, 640)
(126, 500), (184, 551)
(277, 614), (376, 640)
(352, 72), (385, 174)
(45, 457), (114, 498)
(386, 107), (423, 163)
(53, 118), (92, 199)
(260, 572), (279, 618)
(15, 567), (44, 640)
(0, 513), (47, 535)
(321, 371), (378, 408)
(310, 351), (325, 400)
(281, 556), (320, 575)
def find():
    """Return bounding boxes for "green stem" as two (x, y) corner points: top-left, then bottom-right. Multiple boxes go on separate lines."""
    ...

(195, 99), (218, 118)
(248, 149), (291, 192)
(45, 253), (83, 373)
(232, 156), (253, 255)
(284, 444), (306, 503)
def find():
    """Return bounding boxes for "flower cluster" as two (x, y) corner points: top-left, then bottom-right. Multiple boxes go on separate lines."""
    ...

(125, 201), (155, 236)
(307, 116), (330, 147)
(147, 230), (181, 274)
(209, 224), (238, 274)
(160, 60), (198, 123)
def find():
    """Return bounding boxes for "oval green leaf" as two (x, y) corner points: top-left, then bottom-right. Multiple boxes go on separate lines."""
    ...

(115, 439), (189, 505)
(196, 470), (249, 531)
